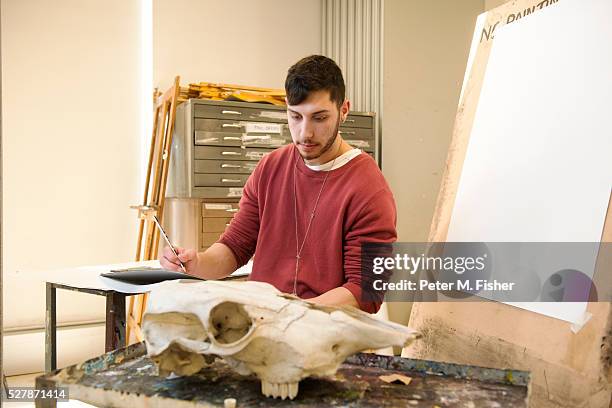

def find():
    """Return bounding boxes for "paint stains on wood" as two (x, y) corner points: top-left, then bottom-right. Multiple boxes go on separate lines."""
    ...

(37, 342), (530, 407)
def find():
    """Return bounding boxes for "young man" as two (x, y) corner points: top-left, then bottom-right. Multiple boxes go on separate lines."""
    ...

(160, 55), (396, 313)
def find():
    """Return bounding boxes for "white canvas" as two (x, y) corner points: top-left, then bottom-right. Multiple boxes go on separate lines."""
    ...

(447, 0), (612, 323)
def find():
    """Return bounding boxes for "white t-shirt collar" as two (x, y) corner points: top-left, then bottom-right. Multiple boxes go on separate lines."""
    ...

(304, 148), (362, 171)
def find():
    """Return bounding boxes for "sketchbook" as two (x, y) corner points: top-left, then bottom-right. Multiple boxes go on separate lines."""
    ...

(99, 267), (203, 293)
(98, 261), (253, 294)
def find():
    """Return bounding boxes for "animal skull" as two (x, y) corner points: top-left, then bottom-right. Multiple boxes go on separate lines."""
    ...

(143, 280), (419, 400)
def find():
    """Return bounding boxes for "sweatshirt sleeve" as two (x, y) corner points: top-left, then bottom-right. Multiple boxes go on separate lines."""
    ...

(342, 187), (397, 313)
(216, 161), (262, 268)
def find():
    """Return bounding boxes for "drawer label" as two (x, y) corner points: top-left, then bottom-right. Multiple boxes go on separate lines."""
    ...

(245, 151), (268, 160)
(244, 162), (258, 171)
(244, 152), (267, 160)
(228, 188), (244, 197)
(245, 123), (282, 134)
(204, 203), (233, 210)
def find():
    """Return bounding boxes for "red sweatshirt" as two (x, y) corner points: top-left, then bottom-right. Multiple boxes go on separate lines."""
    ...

(218, 144), (397, 313)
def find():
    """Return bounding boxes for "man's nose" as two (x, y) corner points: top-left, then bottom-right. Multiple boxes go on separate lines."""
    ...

(299, 119), (315, 139)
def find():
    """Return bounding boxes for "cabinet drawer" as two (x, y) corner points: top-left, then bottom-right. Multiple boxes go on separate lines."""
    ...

(338, 127), (373, 139)
(194, 146), (272, 161)
(202, 217), (232, 233)
(194, 104), (288, 123)
(194, 159), (257, 174)
(194, 119), (291, 148)
(194, 173), (249, 187)
(193, 186), (243, 199)
(202, 232), (224, 247)
(343, 114), (374, 128)
(195, 131), (290, 148)
(339, 127), (374, 151)
(345, 139), (374, 151)
(202, 202), (239, 217)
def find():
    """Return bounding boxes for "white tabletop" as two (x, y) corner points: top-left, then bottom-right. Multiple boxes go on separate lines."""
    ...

(42, 259), (252, 293)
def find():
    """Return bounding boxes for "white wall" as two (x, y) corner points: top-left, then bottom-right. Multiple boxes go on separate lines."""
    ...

(4, 324), (105, 376)
(382, 0), (484, 328)
(153, 0), (322, 90)
(2, 0), (142, 373)
(383, 0), (484, 243)
(485, 0), (510, 10)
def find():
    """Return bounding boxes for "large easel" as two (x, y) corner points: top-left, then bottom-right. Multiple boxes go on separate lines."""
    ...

(403, 1), (612, 406)
(127, 76), (181, 344)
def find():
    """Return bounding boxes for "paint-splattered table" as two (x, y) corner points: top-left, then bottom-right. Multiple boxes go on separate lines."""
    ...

(35, 342), (530, 407)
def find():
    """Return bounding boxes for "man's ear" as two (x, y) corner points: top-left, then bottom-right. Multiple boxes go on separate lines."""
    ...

(341, 99), (351, 121)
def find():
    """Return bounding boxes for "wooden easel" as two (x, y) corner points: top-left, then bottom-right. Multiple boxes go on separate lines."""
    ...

(127, 76), (180, 344)
(2, 374), (8, 398)
(404, 1), (612, 405)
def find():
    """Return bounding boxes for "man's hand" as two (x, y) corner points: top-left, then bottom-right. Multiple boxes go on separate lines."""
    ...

(308, 287), (359, 309)
(160, 246), (198, 275)
(159, 243), (238, 280)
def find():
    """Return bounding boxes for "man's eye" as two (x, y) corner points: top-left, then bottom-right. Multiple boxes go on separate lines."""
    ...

(291, 115), (301, 120)
(314, 116), (328, 121)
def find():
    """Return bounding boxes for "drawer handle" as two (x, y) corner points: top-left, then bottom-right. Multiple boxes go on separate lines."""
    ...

(223, 136), (242, 140)
(344, 118), (355, 123)
(221, 164), (242, 168)
(242, 135), (272, 140)
(226, 208), (239, 213)
(195, 137), (220, 143)
(222, 151), (242, 156)
(222, 124), (242, 128)
(221, 178), (242, 183)
(222, 110), (242, 115)
(339, 131), (356, 135)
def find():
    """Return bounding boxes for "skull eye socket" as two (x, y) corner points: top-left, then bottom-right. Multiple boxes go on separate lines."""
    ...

(209, 301), (253, 344)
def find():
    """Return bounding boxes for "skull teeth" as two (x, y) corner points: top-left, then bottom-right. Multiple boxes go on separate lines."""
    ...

(261, 381), (299, 400)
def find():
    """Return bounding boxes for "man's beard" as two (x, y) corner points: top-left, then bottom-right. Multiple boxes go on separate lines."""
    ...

(299, 115), (341, 161)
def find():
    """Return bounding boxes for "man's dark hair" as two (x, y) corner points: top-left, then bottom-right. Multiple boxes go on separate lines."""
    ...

(285, 55), (345, 108)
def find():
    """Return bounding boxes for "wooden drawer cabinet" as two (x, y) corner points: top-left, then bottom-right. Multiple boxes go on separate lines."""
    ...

(202, 217), (232, 233)
(202, 232), (224, 247)
(201, 202), (239, 217)
(200, 201), (238, 250)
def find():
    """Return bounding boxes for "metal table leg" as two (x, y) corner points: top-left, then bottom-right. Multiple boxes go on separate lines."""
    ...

(44, 283), (57, 372)
(105, 292), (126, 352)
(44, 285), (126, 372)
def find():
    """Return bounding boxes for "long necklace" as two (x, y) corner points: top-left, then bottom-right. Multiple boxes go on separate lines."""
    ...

(292, 143), (342, 295)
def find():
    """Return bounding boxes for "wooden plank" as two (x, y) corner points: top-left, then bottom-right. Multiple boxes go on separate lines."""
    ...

(153, 76), (181, 258)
